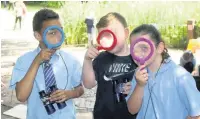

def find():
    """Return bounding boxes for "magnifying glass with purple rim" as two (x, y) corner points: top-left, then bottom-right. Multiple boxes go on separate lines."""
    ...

(130, 37), (154, 69)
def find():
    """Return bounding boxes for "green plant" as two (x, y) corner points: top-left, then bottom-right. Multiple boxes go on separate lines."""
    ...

(194, 20), (200, 38)
(58, 1), (200, 47)
(40, 1), (64, 8)
(160, 25), (187, 49)
(61, 2), (89, 45)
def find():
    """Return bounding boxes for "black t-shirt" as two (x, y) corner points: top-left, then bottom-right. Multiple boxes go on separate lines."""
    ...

(92, 51), (137, 119)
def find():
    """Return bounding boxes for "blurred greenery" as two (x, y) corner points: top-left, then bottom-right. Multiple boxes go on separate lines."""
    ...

(195, 21), (200, 39)
(1, 1), (61, 11)
(25, 1), (63, 11)
(1, 1), (200, 48)
(60, 1), (200, 49)
(40, 1), (64, 8)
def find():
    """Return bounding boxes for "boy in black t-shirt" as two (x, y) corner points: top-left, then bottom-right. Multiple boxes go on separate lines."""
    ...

(82, 12), (137, 119)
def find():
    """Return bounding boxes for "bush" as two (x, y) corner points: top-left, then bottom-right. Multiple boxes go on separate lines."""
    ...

(59, 1), (200, 48)
(60, 2), (89, 45)
(40, 1), (64, 8)
(194, 20), (200, 38)
(159, 25), (187, 49)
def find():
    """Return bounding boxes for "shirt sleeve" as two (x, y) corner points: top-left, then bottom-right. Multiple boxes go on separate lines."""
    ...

(71, 58), (82, 88)
(177, 68), (200, 117)
(126, 75), (137, 101)
(9, 57), (27, 89)
(92, 57), (99, 82)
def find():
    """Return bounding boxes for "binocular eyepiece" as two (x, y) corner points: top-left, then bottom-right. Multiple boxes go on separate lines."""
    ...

(110, 70), (135, 103)
(112, 78), (131, 103)
(39, 85), (66, 115)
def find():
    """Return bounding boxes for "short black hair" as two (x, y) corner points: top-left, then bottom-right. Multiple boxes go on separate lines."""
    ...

(32, 9), (59, 32)
(183, 62), (195, 73)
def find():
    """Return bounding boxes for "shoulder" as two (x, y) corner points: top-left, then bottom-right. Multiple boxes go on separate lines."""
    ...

(171, 59), (191, 79)
(171, 62), (195, 86)
(92, 51), (111, 69)
(161, 58), (190, 79)
(95, 51), (112, 61)
(93, 51), (112, 64)
(166, 59), (190, 78)
(14, 50), (37, 70)
(16, 50), (37, 64)
(59, 50), (80, 64)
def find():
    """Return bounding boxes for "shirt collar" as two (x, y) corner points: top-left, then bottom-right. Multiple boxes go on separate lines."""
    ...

(35, 46), (60, 55)
(34, 46), (60, 64)
(147, 57), (174, 76)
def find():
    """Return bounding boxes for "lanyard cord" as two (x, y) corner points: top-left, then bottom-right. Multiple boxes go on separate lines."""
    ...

(41, 52), (69, 90)
(143, 63), (162, 119)
(42, 52), (69, 119)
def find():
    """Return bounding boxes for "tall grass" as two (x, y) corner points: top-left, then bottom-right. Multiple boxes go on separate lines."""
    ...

(59, 1), (200, 48)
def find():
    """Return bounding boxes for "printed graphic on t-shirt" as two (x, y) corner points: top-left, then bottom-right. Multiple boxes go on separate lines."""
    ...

(103, 63), (134, 81)
(109, 63), (131, 73)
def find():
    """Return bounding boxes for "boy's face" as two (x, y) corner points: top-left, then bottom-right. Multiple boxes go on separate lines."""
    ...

(35, 19), (63, 49)
(97, 19), (129, 54)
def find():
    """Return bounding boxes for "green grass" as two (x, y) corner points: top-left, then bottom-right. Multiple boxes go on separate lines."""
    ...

(26, 4), (44, 11)
(60, 1), (200, 29)
(26, 4), (58, 12)
(1, 1), (199, 48)
(60, 1), (200, 48)
(1, 2), (58, 12)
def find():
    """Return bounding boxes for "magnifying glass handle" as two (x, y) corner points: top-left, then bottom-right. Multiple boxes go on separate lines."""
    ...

(140, 67), (146, 71)
(43, 56), (52, 65)
(97, 46), (102, 51)
(140, 60), (145, 70)
(94, 44), (102, 51)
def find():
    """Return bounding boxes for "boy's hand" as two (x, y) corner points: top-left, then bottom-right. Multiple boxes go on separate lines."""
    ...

(187, 116), (192, 119)
(186, 116), (200, 119)
(50, 90), (70, 103)
(84, 46), (99, 60)
(122, 81), (132, 94)
(135, 65), (148, 87)
(35, 49), (56, 63)
(192, 70), (198, 76)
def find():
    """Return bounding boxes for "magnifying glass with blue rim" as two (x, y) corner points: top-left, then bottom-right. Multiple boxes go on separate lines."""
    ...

(42, 25), (65, 49)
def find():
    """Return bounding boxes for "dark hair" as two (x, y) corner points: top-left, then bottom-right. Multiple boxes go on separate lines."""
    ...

(96, 12), (127, 29)
(182, 50), (194, 61)
(130, 24), (170, 63)
(183, 62), (195, 73)
(32, 9), (59, 32)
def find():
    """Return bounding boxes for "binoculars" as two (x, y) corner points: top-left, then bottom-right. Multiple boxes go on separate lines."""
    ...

(111, 70), (135, 103)
(112, 78), (131, 103)
(39, 85), (66, 115)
